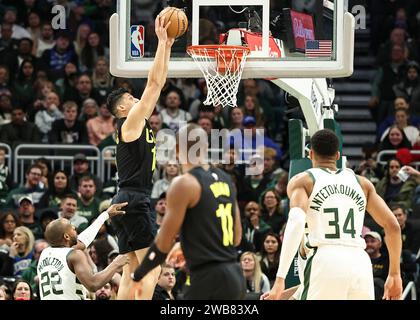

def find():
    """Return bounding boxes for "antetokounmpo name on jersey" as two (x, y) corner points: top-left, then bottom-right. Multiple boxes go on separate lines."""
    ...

(310, 184), (365, 212)
(37, 257), (65, 273)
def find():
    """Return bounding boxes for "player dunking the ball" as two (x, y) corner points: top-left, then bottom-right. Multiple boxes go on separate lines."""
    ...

(105, 16), (174, 300)
(130, 124), (246, 299)
(262, 129), (402, 300)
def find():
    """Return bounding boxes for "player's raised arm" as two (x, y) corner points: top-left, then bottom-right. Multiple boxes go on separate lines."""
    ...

(122, 16), (174, 142)
(262, 173), (309, 300)
(360, 176), (402, 300)
(74, 202), (128, 251)
(162, 32), (174, 86)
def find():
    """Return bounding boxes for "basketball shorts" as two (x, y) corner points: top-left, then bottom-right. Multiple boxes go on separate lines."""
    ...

(292, 242), (314, 300)
(110, 188), (156, 254)
(185, 262), (246, 300)
(299, 245), (374, 300)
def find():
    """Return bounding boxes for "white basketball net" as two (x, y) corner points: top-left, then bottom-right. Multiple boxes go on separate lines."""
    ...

(187, 46), (250, 108)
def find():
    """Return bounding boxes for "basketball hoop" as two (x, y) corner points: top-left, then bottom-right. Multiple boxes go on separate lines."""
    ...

(187, 45), (250, 108)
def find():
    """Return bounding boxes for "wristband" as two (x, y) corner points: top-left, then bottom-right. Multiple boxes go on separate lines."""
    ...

(132, 242), (167, 282)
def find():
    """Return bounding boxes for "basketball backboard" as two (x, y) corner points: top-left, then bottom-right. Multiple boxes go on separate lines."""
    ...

(110, 0), (354, 78)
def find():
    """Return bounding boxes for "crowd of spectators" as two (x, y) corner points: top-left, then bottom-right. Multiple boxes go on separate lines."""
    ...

(0, 0), (288, 301)
(356, 0), (420, 298)
(0, 0), (419, 300)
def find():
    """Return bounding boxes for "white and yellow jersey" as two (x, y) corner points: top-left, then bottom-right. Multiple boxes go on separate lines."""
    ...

(305, 168), (366, 249)
(37, 247), (88, 300)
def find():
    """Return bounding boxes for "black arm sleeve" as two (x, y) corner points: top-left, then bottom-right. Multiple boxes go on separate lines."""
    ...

(132, 242), (167, 282)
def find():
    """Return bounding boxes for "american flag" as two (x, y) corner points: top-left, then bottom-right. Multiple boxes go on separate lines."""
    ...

(305, 40), (332, 58)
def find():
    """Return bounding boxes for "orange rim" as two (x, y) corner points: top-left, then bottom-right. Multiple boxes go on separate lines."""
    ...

(187, 45), (250, 58)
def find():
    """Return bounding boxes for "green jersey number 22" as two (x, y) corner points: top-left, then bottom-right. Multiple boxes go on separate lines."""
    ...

(40, 271), (64, 297)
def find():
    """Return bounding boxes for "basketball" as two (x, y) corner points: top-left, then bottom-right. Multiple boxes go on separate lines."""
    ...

(158, 7), (188, 39)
